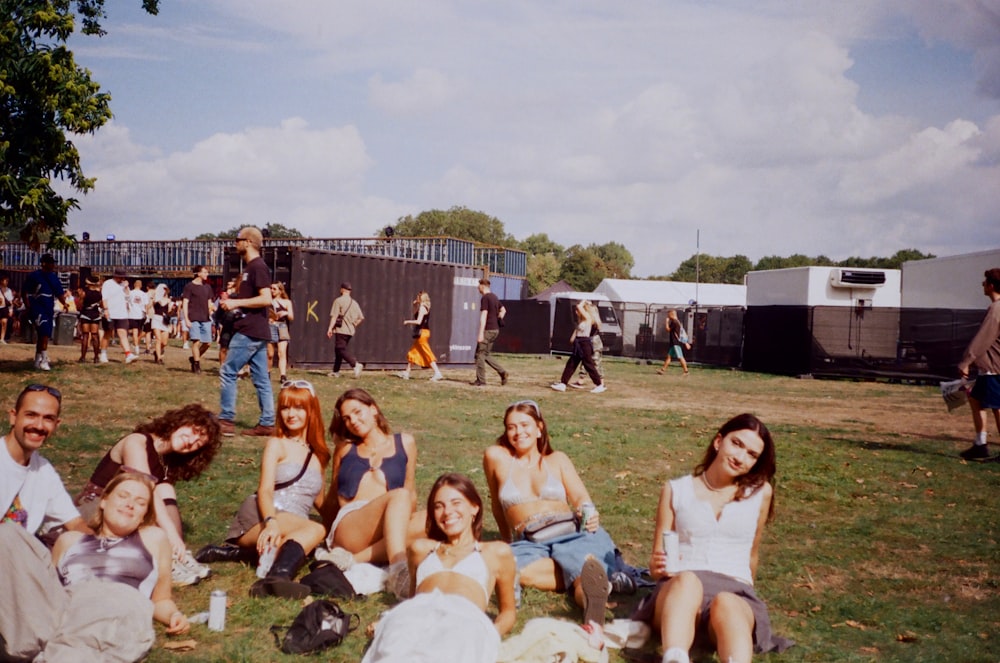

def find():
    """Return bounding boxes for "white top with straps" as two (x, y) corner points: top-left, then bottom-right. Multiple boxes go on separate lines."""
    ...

(415, 542), (490, 602)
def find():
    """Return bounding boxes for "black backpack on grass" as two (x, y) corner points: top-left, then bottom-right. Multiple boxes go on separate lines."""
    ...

(271, 599), (358, 655)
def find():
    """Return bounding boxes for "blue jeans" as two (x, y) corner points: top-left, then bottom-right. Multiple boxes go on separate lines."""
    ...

(511, 527), (616, 589)
(219, 332), (274, 426)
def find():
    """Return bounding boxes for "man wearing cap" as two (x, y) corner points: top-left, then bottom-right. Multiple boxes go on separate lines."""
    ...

(326, 282), (365, 378)
(21, 254), (68, 371)
(218, 227), (275, 437)
(101, 267), (137, 364)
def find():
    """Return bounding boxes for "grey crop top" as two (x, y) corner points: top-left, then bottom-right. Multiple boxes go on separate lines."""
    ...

(273, 457), (324, 519)
(414, 542), (490, 602)
(57, 530), (158, 598)
(498, 456), (567, 510)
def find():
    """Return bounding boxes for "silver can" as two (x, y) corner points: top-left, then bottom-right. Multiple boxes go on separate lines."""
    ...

(662, 531), (680, 575)
(208, 589), (226, 632)
(579, 503), (597, 532)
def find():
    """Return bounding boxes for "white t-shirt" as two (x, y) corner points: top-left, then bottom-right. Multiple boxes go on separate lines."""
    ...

(0, 437), (80, 535)
(128, 289), (149, 321)
(102, 279), (129, 320)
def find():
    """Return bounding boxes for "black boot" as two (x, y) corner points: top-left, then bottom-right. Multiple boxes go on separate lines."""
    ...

(249, 540), (311, 599)
(195, 542), (257, 565)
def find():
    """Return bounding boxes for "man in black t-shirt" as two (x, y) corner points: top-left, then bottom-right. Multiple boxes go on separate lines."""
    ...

(182, 266), (215, 375)
(472, 278), (508, 386)
(218, 227), (274, 437)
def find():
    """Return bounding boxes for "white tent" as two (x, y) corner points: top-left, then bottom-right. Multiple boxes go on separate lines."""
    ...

(593, 278), (746, 307)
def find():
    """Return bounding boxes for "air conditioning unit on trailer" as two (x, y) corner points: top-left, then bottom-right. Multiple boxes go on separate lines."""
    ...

(829, 269), (886, 289)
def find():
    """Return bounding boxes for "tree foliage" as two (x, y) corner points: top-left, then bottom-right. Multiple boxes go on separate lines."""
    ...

(655, 248), (937, 284)
(526, 252), (561, 295)
(0, 0), (159, 250)
(519, 233), (565, 258)
(386, 206), (516, 247)
(194, 222), (304, 240)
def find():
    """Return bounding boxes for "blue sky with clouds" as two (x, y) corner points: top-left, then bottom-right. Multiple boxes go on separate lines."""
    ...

(62, 0), (1000, 277)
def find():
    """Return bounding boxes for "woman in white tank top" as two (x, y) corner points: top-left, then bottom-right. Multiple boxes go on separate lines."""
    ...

(636, 413), (793, 663)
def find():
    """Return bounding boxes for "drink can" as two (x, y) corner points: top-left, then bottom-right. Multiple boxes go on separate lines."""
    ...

(256, 544), (276, 578)
(208, 589), (226, 632)
(579, 503), (597, 532)
(662, 531), (680, 574)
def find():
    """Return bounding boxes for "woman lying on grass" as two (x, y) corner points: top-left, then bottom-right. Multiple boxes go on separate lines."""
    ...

(74, 403), (221, 587)
(633, 413), (793, 663)
(362, 473), (516, 662)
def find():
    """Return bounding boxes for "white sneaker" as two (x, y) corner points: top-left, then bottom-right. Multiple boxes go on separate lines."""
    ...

(550, 382), (567, 392)
(39, 358), (51, 371)
(99, 350), (109, 363)
(179, 550), (211, 579)
(125, 352), (137, 364)
(314, 545), (355, 571)
(328, 371), (341, 378)
(430, 372), (443, 382)
(397, 371), (410, 380)
(591, 384), (606, 393)
(182, 341), (190, 349)
(171, 558), (202, 587)
(353, 362), (363, 378)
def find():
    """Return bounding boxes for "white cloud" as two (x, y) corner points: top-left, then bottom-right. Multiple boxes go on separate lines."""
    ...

(59, 1), (1000, 276)
(368, 69), (457, 115)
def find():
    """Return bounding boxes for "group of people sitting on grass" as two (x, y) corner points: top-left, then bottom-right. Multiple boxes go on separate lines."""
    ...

(1, 381), (791, 663)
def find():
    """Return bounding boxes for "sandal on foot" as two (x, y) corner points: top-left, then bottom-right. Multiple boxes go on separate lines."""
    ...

(579, 555), (610, 627)
(656, 368), (665, 375)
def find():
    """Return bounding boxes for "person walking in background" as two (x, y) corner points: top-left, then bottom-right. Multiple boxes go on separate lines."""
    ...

(149, 283), (173, 365)
(0, 274), (14, 344)
(472, 278), (508, 386)
(657, 309), (690, 376)
(218, 227), (275, 438)
(326, 282), (365, 378)
(127, 279), (149, 356)
(101, 267), (137, 364)
(77, 275), (103, 363)
(632, 413), (793, 663)
(269, 282), (294, 382)
(22, 254), (69, 371)
(215, 278), (239, 367)
(572, 300), (605, 389)
(551, 299), (605, 393)
(399, 291), (443, 381)
(957, 268), (1000, 461)
(182, 265), (215, 375)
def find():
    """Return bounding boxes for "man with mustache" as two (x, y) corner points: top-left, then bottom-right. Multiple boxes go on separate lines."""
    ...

(1, 384), (89, 538)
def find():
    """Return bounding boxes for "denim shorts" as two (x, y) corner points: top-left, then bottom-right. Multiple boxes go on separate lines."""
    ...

(510, 527), (617, 588)
(189, 320), (212, 343)
(971, 374), (1000, 410)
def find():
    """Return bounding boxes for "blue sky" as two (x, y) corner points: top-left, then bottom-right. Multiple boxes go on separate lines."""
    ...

(61, 0), (1000, 277)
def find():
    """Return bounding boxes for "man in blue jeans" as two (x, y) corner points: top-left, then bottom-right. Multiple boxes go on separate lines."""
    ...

(218, 227), (274, 437)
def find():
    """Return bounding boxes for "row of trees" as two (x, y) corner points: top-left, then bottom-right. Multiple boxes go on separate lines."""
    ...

(384, 207), (634, 293)
(661, 249), (937, 285)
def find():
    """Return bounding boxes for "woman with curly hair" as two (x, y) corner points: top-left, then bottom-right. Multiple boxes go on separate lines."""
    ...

(74, 403), (222, 587)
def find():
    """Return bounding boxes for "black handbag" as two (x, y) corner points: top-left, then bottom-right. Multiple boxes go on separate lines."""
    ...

(271, 599), (358, 655)
(300, 561), (357, 599)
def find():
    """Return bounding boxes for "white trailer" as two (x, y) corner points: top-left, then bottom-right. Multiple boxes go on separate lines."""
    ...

(901, 249), (1000, 310)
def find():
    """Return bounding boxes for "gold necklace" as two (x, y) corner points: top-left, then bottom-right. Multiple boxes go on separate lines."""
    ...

(701, 472), (731, 492)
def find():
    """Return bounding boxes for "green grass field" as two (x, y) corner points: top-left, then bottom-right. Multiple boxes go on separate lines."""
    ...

(2, 340), (998, 662)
